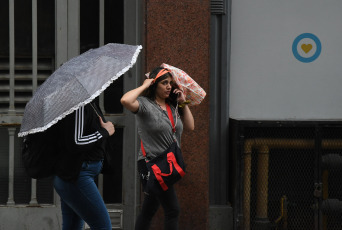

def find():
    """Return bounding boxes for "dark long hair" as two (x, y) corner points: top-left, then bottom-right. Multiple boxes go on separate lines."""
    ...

(143, 67), (178, 107)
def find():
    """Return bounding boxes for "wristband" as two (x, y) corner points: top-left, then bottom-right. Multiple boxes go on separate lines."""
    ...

(178, 100), (191, 108)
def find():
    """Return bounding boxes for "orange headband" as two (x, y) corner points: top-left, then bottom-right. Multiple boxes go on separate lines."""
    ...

(153, 69), (171, 83)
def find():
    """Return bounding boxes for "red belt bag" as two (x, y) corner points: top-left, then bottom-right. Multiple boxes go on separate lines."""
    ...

(141, 103), (186, 195)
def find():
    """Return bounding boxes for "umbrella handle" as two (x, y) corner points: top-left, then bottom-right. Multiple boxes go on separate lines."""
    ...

(89, 103), (100, 117)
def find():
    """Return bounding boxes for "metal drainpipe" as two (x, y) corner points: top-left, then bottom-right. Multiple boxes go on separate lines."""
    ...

(243, 141), (253, 230)
(243, 138), (342, 230)
(254, 145), (271, 229)
(322, 170), (329, 230)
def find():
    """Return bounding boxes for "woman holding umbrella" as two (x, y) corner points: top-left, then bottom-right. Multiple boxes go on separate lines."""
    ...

(121, 66), (195, 230)
(53, 102), (115, 230)
(18, 43), (143, 230)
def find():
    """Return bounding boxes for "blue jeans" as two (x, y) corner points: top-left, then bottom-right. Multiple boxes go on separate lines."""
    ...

(54, 160), (112, 230)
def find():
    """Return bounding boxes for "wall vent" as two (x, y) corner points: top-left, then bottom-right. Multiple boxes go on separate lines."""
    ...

(211, 0), (225, 15)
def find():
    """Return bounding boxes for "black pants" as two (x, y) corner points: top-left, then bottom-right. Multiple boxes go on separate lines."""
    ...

(135, 160), (180, 230)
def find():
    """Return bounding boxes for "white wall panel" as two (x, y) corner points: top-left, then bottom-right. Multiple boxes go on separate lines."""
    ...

(230, 0), (342, 120)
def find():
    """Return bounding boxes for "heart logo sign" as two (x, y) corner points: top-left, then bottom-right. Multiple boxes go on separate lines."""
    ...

(292, 33), (321, 63)
(301, 44), (312, 53)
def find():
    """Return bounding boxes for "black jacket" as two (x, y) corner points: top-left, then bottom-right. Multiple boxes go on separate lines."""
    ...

(55, 103), (109, 182)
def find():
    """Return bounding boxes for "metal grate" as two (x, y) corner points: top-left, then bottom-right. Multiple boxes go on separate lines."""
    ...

(233, 122), (342, 230)
(320, 128), (342, 230)
(211, 0), (225, 15)
(0, 56), (54, 113)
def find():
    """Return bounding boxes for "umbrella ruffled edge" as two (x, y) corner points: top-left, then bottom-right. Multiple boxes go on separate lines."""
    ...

(18, 45), (143, 137)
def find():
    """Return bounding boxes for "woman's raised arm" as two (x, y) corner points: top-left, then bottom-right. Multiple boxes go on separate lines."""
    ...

(180, 105), (195, 131)
(120, 78), (154, 113)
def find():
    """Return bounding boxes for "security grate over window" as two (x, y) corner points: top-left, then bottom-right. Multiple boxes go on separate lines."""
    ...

(0, 56), (54, 113)
(0, 57), (9, 112)
(0, 127), (54, 205)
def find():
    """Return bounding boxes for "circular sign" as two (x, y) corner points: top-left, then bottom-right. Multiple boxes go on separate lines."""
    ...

(292, 33), (321, 63)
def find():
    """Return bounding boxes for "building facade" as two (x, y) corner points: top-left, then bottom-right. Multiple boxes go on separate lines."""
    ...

(0, 0), (231, 229)
(7, 0), (342, 230)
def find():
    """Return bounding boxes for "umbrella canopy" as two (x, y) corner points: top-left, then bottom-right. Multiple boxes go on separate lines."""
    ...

(18, 43), (142, 137)
(160, 63), (206, 106)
